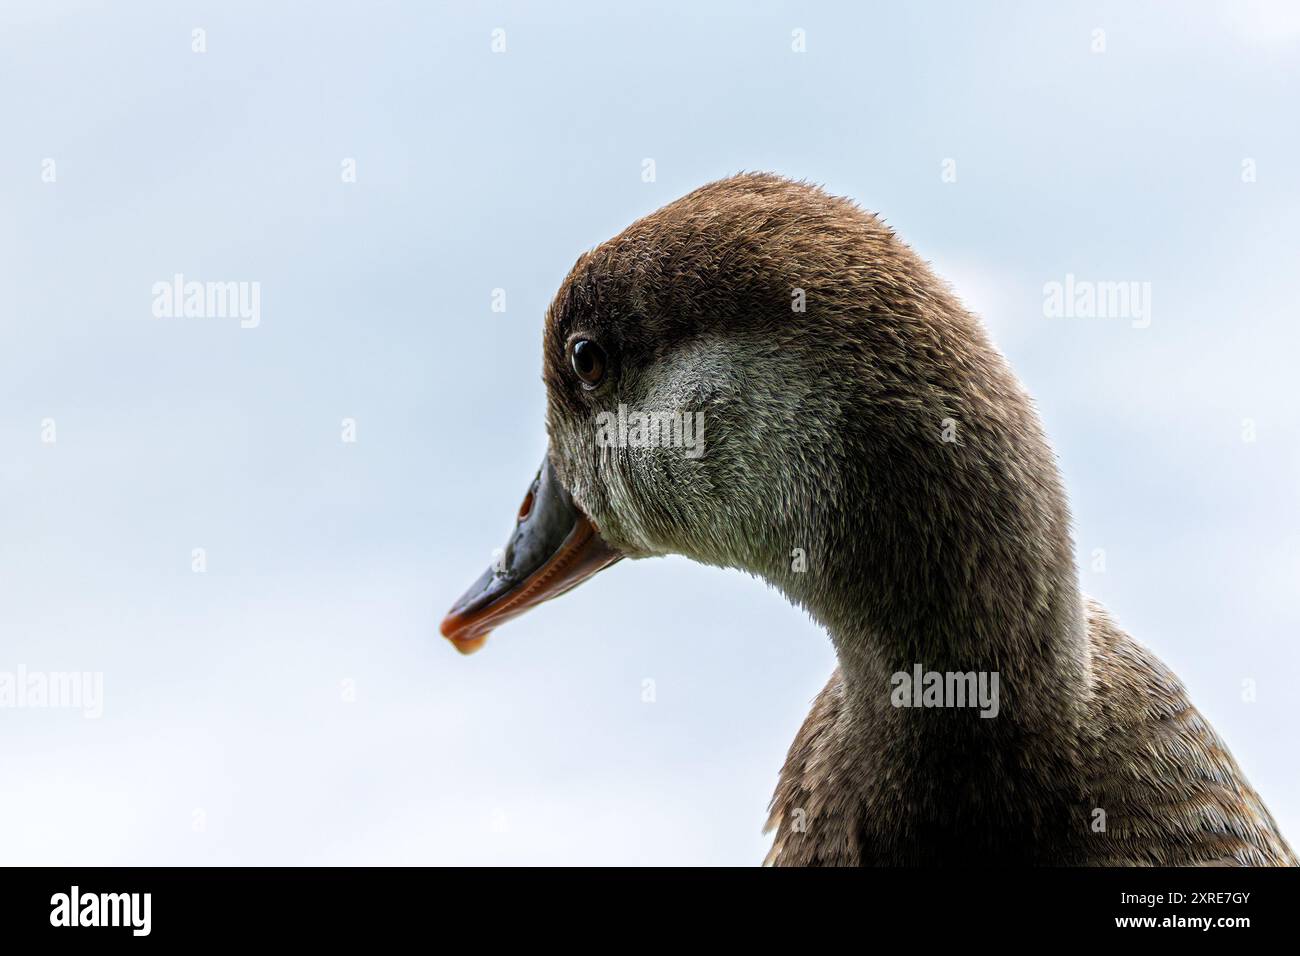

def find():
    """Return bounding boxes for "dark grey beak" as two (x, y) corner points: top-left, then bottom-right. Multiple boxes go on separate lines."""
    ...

(439, 454), (623, 654)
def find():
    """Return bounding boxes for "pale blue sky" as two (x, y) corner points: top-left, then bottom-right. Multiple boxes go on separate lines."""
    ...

(2, 0), (1297, 863)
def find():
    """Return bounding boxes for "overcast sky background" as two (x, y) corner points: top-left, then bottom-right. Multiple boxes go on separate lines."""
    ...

(2, 0), (1298, 864)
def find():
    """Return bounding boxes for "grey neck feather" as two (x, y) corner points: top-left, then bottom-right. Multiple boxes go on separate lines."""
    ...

(694, 330), (1092, 763)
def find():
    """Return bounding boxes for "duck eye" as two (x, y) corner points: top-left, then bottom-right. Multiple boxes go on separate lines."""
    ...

(569, 339), (607, 388)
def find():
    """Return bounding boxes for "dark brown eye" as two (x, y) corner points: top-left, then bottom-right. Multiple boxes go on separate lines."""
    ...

(569, 338), (607, 388)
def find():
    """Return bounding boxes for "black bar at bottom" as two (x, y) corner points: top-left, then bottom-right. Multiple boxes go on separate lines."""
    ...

(0, 866), (1292, 942)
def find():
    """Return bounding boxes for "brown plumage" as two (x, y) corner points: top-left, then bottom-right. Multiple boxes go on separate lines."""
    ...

(764, 600), (1294, 865)
(522, 173), (1294, 865)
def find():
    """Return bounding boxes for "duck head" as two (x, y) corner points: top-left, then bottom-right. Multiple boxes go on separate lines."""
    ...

(442, 173), (1079, 675)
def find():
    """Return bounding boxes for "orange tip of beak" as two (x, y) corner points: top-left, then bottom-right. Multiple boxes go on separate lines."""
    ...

(448, 631), (489, 655)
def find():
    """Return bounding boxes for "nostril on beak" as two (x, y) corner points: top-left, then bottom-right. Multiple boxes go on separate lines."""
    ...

(518, 489), (535, 521)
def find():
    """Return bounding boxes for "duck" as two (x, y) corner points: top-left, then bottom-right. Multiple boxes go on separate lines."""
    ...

(440, 173), (1296, 866)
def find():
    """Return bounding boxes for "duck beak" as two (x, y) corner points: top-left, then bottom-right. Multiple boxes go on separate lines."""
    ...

(439, 454), (623, 654)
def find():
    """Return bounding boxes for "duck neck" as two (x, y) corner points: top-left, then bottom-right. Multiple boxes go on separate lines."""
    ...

(769, 395), (1090, 756)
(764, 423), (1091, 861)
